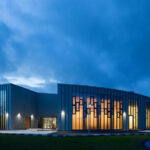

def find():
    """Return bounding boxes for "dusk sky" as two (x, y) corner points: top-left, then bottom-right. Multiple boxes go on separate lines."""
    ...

(0, 0), (150, 95)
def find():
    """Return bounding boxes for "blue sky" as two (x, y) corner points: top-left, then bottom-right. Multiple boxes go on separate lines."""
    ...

(0, 0), (150, 95)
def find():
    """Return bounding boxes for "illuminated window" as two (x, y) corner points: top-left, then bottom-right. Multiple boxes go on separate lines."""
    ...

(72, 95), (123, 130)
(86, 97), (97, 130)
(72, 96), (83, 130)
(146, 103), (150, 129)
(42, 117), (56, 129)
(128, 99), (138, 129)
(73, 97), (75, 105)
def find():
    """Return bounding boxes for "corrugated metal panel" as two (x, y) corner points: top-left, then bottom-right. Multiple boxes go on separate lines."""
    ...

(58, 83), (150, 131)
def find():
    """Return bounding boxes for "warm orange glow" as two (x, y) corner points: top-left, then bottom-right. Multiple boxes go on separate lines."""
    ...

(80, 105), (83, 129)
(146, 103), (150, 129)
(129, 116), (133, 129)
(114, 100), (117, 129)
(72, 96), (123, 130)
(117, 101), (120, 129)
(72, 114), (75, 130)
(72, 96), (83, 130)
(86, 97), (97, 130)
(101, 100), (104, 129)
(128, 99), (138, 129)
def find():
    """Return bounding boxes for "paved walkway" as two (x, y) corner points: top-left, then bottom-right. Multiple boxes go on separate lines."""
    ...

(0, 129), (56, 135)
(140, 130), (150, 133)
(0, 129), (150, 137)
(50, 130), (150, 137)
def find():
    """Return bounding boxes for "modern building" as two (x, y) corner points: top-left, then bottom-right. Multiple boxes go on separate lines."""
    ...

(0, 83), (150, 131)
(0, 84), (57, 130)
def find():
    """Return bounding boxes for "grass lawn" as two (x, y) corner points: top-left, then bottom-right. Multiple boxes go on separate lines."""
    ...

(0, 134), (149, 150)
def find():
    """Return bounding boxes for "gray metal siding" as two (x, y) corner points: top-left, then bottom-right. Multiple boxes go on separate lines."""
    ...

(11, 84), (37, 129)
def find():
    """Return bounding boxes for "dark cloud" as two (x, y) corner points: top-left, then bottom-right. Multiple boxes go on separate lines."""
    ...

(0, 0), (150, 95)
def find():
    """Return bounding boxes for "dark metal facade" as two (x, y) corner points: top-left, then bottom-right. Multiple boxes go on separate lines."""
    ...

(57, 83), (150, 131)
(0, 83), (58, 130)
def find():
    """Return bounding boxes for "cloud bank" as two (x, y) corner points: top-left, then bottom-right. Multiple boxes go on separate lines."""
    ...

(0, 0), (150, 95)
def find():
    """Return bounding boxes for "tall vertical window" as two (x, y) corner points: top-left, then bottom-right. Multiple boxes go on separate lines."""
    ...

(128, 99), (138, 129)
(146, 103), (150, 129)
(85, 97), (97, 130)
(99, 98), (123, 130)
(113, 100), (123, 130)
(72, 96), (83, 130)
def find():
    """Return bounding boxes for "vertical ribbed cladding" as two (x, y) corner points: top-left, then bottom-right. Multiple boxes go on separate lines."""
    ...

(57, 84), (72, 131)
(0, 84), (5, 129)
(57, 84), (61, 130)
(0, 84), (11, 130)
(65, 84), (68, 130)
(62, 84), (65, 130)
(68, 84), (72, 130)
(58, 83), (150, 131)
(8, 84), (11, 129)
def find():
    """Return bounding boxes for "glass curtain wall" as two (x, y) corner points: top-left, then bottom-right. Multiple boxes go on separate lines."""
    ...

(72, 96), (123, 130)
(146, 103), (150, 129)
(0, 86), (7, 129)
(128, 99), (138, 129)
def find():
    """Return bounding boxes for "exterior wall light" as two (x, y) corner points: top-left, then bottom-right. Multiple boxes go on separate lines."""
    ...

(61, 110), (65, 118)
(17, 113), (21, 119)
(6, 113), (9, 119)
(123, 112), (126, 118)
(31, 114), (34, 120)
